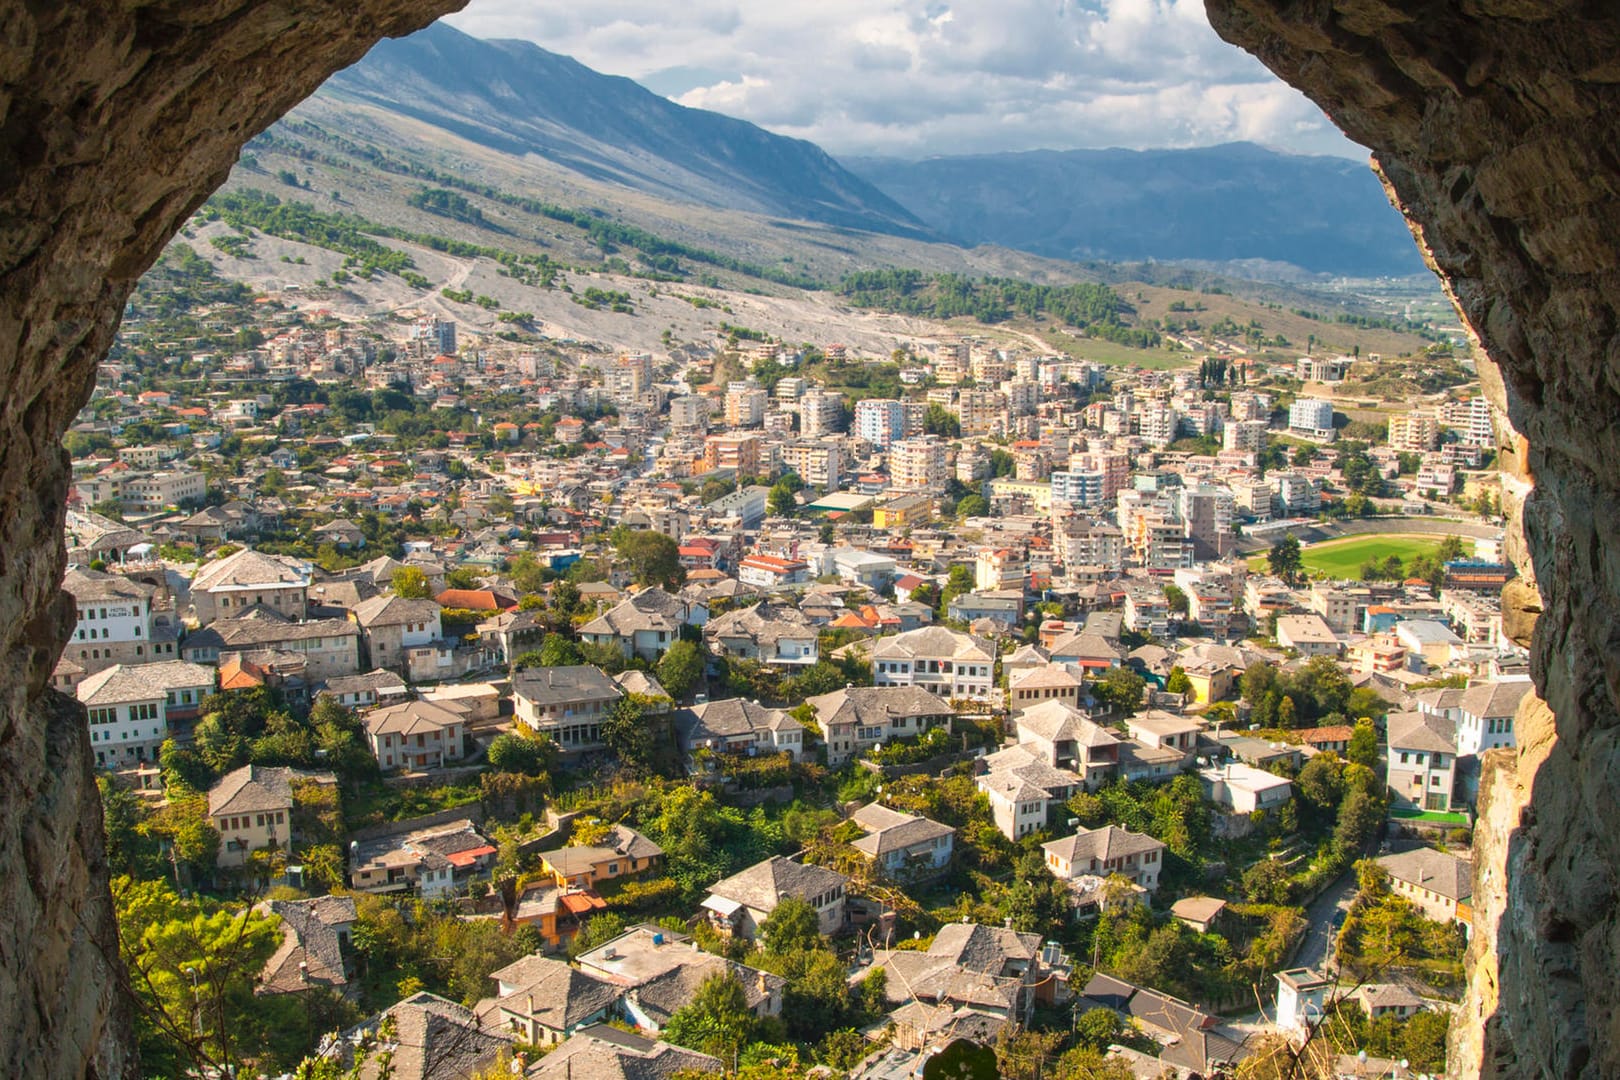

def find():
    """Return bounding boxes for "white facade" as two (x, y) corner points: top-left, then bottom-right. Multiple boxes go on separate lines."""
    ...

(854, 399), (906, 448)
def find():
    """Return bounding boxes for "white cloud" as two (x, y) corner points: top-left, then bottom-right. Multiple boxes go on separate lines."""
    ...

(442, 0), (1362, 159)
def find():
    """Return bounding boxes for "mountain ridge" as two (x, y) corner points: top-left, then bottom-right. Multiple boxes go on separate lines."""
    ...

(841, 142), (1425, 278)
(322, 22), (933, 241)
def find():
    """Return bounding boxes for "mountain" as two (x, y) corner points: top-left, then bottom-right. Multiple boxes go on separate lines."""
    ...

(321, 22), (931, 240)
(842, 144), (1426, 278)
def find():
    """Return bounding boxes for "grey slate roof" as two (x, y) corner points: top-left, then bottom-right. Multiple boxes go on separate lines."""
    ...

(1377, 847), (1473, 902)
(208, 764), (295, 817)
(705, 855), (847, 914)
(513, 664), (623, 708)
(527, 1025), (721, 1080)
(77, 660), (216, 706)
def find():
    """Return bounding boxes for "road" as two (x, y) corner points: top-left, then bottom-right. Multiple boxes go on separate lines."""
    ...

(1295, 867), (1360, 974)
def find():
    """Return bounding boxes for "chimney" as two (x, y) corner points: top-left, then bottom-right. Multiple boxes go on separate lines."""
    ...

(757, 971), (769, 996)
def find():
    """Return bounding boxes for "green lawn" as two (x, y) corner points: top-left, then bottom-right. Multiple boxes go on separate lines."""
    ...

(1247, 532), (1474, 580)
(1391, 807), (1471, 826)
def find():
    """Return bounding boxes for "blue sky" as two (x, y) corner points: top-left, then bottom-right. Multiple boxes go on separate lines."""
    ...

(443, 0), (1363, 160)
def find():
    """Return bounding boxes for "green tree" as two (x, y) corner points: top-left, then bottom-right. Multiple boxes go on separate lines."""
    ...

(486, 732), (549, 775)
(1267, 533), (1304, 585)
(656, 639), (705, 701)
(390, 565), (432, 599)
(1347, 718), (1380, 769)
(613, 528), (685, 590)
(956, 493), (989, 519)
(601, 694), (656, 773)
(1277, 694), (1298, 728)
(1073, 1007), (1123, 1051)
(761, 896), (822, 957)
(769, 480), (798, 518)
(1334, 786), (1385, 849)
(999, 853), (1070, 935)
(1163, 584), (1190, 615)
(538, 632), (585, 667)
(1164, 666), (1192, 695)
(1091, 666), (1146, 716)
(1242, 857), (1293, 904)
(938, 564), (975, 615)
(663, 972), (758, 1061)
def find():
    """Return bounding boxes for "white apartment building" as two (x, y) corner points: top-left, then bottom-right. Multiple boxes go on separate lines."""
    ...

(1139, 404), (1179, 448)
(1223, 419), (1269, 452)
(63, 568), (161, 673)
(1288, 398), (1336, 440)
(854, 398), (907, 448)
(799, 389), (842, 436)
(1051, 470), (1105, 509)
(724, 381), (767, 427)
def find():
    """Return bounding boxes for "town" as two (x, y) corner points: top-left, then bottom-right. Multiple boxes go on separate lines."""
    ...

(80, 249), (1512, 1080)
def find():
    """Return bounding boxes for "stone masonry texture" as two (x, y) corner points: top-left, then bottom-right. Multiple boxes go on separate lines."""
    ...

(0, 3), (461, 1075)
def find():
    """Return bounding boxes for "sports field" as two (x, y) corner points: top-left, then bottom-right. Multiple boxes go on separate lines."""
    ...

(1248, 533), (1473, 579)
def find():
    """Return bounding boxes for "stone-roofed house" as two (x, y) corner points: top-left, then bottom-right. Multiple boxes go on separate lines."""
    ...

(350, 817), (495, 898)
(345, 991), (513, 1080)
(182, 608), (361, 680)
(351, 594), (443, 675)
(78, 660), (217, 768)
(977, 743), (1085, 840)
(208, 764), (296, 869)
(579, 588), (706, 662)
(702, 855), (848, 940)
(512, 665), (625, 754)
(480, 954), (621, 1046)
(703, 600), (819, 667)
(1012, 700), (1121, 789)
(526, 1024), (721, 1080)
(1043, 826), (1166, 893)
(574, 924), (785, 1032)
(805, 684), (955, 766)
(1353, 983), (1425, 1019)
(1387, 710), (1459, 812)
(62, 567), (162, 674)
(1452, 676), (1533, 757)
(847, 803), (955, 880)
(870, 625), (996, 701)
(255, 895), (356, 997)
(1007, 662), (1087, 710)
(317, 668), (410, 710)
(1376, 847), (1473, 926)
(674, 698), (804, 762)
(476, 606), (545, 666)
(860, 923), (1051, 1030)
(190, 547), (312, 624)
(364, 699), (469, 771)
(1077, 973), (1252, 1077)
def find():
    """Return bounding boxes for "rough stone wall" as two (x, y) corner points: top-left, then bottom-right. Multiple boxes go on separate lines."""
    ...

(0, 3), (461, 1076)
(1204, 2), (1620, 1076)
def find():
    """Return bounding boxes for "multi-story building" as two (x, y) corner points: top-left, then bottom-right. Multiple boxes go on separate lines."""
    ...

(112, 467), (208, 511)
(1058, 521), (1126, 572)
(1388, 409), (1441, 452)
(806, 685), (954, 766)
(1288, 398), (1335, 441)
(957, 390), (1007, 436)
(724, 381), (767, 427)
(1050, 470), (1105, 510)
(668, 395), (709, 432)
(1223, 419), (1269, 452)
(512, 665), (625, 753)
(1139, 404), (1179, 448)
(854, 398), (906, 448)
(1043, 826), (1166, 893)
(62, 568), (165, 674)
(780, 440), (843, 490)
(1386, 711), (1457, 812)
(889, 436), (948, 492)
(702, 433), (763, 477)
(1273, 472), (1321, 515)
(364, 699), (470, 770)
(351, 594), (442, 675)
(208, 764), (296, 869)
(79, 660), (217, 767)
(702, 856), (848, 940)
(871, 626), (996, 701)
(798, 389), (843, 436)
(1177, 483), (1234, 559)
(182, 612), (362, 680)
(1070, 450), (1130, 502)
(190, 548), (313, 625)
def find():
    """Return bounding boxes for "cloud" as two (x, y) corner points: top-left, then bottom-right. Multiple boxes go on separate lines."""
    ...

(443, 0), (1362, 159)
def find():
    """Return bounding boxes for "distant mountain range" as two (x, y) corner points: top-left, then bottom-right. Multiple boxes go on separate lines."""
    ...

(842, 144), (1426, 278)
(311, 23), (1422, 280)
(323, 23), (932, 240)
